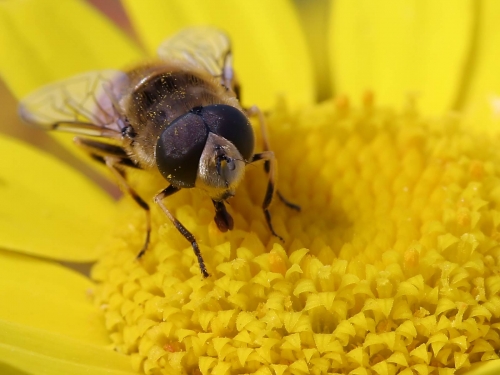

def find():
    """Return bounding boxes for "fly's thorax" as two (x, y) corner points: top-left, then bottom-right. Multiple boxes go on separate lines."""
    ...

(119, 61), (240, 169)
(195, 133), (246, 201)
(122, 60), (239, 130)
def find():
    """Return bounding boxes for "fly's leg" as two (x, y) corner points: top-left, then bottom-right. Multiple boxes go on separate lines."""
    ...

(104, 159), (151, 259)
(155, 185), (209, 278)
(212, 200), (234, 232)
(73, 137), (141, 169)
(74, 137), (151, 259)
(246, 105), (301, 212)
(276, 191), (301, 212)
(251, 151), (284, 242)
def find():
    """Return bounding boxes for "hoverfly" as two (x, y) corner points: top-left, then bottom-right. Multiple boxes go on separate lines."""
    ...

(19, 27), (299, 277)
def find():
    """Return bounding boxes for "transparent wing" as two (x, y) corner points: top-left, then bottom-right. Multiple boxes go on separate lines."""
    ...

(157, 26), (234, 89)
(18, 70), (130, 138)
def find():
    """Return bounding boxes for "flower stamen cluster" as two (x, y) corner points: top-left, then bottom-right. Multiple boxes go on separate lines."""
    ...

(93, 100), (500, 375)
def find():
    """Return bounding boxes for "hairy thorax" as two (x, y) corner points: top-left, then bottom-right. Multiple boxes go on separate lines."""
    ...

(120, 60), (241, 169)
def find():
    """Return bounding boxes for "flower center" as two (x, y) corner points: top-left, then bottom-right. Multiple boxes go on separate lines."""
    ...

(92, 99), (500, 374)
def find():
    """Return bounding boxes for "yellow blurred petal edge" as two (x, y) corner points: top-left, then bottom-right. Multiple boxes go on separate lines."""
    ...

(0, 0), (142, 99)
(122, 0), (315, 109)
(461, 0), (500, 134)
(0, 251), (111, 345)
(0, 0), (142, 173)
(0, 319), (137, 375)
(0, 134), (116, 262)
(295, 0), (332, 101)
(329, 0), (474, 114)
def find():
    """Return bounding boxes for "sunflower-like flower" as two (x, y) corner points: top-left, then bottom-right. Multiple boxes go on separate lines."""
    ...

(1, 1), (499, 375)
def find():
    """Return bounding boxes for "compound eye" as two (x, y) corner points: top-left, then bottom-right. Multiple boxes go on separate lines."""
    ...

(201, 105), (255, 161)
(155, 112), (208, 188)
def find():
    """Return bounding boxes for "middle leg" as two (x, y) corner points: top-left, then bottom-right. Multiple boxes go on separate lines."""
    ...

(73, 137), (152, 259)
(246, 105), (301, 212)
(251, 150), (284, 242)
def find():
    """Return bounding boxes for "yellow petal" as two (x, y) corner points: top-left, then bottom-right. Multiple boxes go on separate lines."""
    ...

(0, 319), (137, 375)
(0, 251), (109, 345)
(121, 0), (315, 109)
(0, 0), (142, 165)
(329, 0), (473, 114)
(460, 0), (500, 134)
(0, 0), (141, 99)
(0, 134), (116, 261)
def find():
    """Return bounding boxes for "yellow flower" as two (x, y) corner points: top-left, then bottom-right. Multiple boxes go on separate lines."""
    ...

(1, 1), (499, 375)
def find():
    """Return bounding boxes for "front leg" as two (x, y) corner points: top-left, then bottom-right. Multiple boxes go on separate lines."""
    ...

(251, 151), (284, 242)
(155, 185), (209, 278)
(212, 200), (234, 232)
(246, 105), (301, 212)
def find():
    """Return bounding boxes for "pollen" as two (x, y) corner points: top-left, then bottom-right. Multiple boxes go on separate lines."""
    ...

(92, 99), (500, 375)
